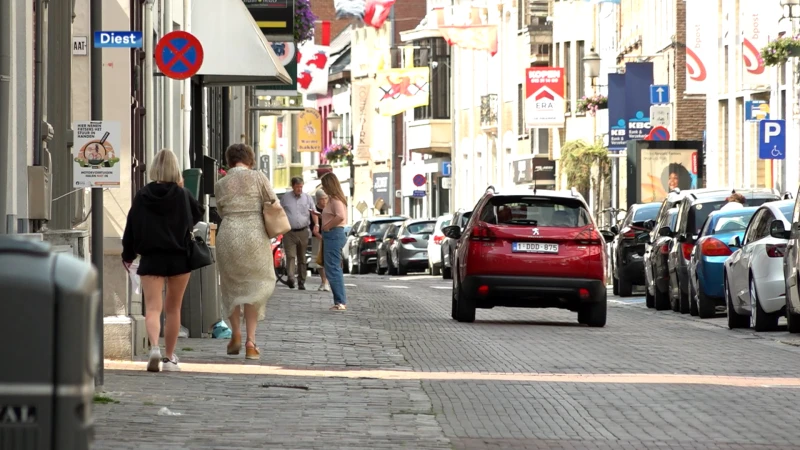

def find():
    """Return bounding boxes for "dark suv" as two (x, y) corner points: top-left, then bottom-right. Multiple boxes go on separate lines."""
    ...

(666, 189), (782, 313)
(611, 202), (660, 296)
(346, 216), (406, 274)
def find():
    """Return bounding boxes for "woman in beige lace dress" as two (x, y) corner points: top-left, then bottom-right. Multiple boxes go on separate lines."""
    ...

(215, 143), (277, 360)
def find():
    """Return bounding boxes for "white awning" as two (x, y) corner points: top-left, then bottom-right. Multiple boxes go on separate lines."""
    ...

(191, 0), (291, 86)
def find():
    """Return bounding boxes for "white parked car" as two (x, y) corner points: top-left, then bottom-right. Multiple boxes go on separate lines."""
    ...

(427, 213), (453, 276)
(723, 200), (794, 331)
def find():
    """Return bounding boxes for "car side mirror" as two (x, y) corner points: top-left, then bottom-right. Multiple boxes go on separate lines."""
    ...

(677, 234), (686, 243)
(609, 225), (619, 234)
(600, 230), (615, 243)
(728, 235), (742, 248)
(442, 225), (462, 240)
(770, 220), (791, 240)
(658, 226), (673, 238)
(643, 219), (656, 231)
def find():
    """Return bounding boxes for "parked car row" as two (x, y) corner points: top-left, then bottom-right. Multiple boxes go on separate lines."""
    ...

(610, 186), (800, 333)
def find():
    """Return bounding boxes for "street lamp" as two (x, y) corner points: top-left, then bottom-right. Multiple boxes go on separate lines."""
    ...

(583, 47), (602, 84)
(782, 0), (800, 19)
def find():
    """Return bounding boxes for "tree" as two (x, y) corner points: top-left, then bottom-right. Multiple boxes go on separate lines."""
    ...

(559, 139), (612, 223)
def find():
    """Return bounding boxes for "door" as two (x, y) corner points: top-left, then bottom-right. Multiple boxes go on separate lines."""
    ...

(730, 210), (769, 306)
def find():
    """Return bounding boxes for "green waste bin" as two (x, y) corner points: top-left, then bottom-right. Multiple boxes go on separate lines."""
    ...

(182, 168), (203, 199)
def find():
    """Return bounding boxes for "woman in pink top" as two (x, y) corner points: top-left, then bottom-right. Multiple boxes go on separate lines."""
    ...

(319, 173), (349, 310)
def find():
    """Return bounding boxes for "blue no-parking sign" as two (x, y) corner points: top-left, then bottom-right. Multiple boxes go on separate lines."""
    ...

(758, 119), (786, 160)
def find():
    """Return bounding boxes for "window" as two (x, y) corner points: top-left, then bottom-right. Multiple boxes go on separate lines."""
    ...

(406, 221), (436, 234)
(564, 42), (571, 113)
(632, 205), (660, 223)
(533, 128), (548, 154)
(369, 220), (403, 236)
(711, 212), (756, 234)
(413, 38), (450, 120)
(517, 84), (525, 135)
(480, 196), (591, 227)
(577, 40), (585, 102)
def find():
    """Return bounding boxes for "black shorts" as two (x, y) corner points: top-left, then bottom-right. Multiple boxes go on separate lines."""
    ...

(138, 252), (192, 277)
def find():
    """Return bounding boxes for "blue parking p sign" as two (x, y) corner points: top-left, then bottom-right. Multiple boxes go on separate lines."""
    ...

(759, 119), (786, 160)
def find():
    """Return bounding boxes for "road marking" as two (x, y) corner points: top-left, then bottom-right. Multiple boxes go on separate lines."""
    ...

(430, 286), (450, 290)
(345, 284), (357, 287)
(383, 285), (409, 289)
(105, 360), (800, 388)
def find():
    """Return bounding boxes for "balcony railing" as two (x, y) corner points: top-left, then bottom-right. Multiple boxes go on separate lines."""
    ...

(480, 94), (498, 134)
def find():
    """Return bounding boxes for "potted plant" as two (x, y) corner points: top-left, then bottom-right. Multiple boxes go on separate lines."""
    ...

(322, 143), (352, 165)
(576, 94), (608, 116)
(295, 0), (317, 43)
(760, 35), (800, 67)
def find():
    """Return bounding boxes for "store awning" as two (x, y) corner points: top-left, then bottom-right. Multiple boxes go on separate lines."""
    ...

(191, 0), (291, 86)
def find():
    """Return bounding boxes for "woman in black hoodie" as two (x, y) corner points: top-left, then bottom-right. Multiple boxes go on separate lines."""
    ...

(122, 149), (204, 373)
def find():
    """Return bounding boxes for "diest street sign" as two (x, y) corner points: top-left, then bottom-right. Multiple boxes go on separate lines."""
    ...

(93, 31), (143, 48)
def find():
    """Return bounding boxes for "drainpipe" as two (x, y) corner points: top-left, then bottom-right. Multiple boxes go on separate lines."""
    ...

(33, 0), (47, 167)
(183, 0), (192, 168)
(144, 0), (154, 180)
(164, 0), (173, 160)
(0, 0), (11, 232)
(496, 3), (504, 190)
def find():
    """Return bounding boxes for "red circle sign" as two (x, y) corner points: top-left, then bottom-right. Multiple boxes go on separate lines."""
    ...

(645, 126), (670, 141)
(155, 31), (204, 80)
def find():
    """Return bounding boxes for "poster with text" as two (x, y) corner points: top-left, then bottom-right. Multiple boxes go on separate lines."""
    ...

(73, 121), (121, 188)
(639, 149), (698, 203)
(525, 67), (565, 128)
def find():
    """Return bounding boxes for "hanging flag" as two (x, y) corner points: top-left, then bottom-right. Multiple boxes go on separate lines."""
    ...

(364, 0), (395, 29)
(376, 67), (430, 116)
(296, 43), (331, 96)
(685, 0), (714, 94)
(435, 7), (498, 56)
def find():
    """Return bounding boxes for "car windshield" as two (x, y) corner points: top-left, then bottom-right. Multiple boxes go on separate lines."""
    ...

(407, 221), (436, 234)
(633, 205), (659, 222)
(712, 211), (755, 234)
(690, 197), (777, 235)
(369, 221), (401, 236)
(480, 196), (591, 227)
(459, 212), (473, 227)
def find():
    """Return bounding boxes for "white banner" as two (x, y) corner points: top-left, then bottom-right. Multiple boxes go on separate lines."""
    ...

(741, 1), (781, 88)
(297, 44), (332, 96)
(685, 0), (715, 95)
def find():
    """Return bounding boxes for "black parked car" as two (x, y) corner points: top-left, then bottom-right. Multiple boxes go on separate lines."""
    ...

(440, 209), (472, 279)
(346, 216), (406, 274)
(611, 202), (660, 296)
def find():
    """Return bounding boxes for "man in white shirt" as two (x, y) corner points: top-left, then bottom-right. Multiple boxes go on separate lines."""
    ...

(279, 177), (318, 290)
(719, 191), (746, 212)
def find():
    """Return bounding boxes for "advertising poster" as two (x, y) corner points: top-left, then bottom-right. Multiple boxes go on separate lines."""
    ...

(624, 62), (653, 141)
(607, 73), (627, 151)
(73, 121), (121, 188)
(639, 149), (698, 203)
(525, 67), (566, 128)
(296, 108), (322, 152)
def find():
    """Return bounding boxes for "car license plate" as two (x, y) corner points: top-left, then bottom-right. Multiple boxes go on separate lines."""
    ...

(512, 242), (559, 253)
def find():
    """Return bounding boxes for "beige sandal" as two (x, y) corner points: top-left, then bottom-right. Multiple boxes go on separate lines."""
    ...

(245, 340), (260, 360)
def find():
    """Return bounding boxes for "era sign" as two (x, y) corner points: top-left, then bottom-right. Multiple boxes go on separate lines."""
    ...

(525, 67), (566, 128)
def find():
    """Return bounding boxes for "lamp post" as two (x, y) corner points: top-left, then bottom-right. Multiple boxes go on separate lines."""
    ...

(582, 47), (611, 222)
(781, 0), (800, 193)
(583, 48), (602, 91)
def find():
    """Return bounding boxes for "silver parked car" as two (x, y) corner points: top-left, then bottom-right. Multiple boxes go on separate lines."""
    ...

(387, 218), (437, 275)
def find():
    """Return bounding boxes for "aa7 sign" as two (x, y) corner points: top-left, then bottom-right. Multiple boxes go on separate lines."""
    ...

(525, 67), (565, 129)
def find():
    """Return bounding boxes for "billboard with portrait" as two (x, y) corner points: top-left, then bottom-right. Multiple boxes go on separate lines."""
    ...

(638, 148), (698, 203)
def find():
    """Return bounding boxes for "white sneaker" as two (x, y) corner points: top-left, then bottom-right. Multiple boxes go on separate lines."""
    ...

(323, 283), (331, 292)
(161, 354), (181, 372)
(317, 284), (326, 291)
(147, 347), (162, 372)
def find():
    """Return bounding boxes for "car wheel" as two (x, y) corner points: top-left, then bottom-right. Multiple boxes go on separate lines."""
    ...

(689, 279), (699, 316)
(398, 262), (408, 276)
(358, 257), (369, 275)
(645, 288), (655, 309)
(377, 263), (387, 275)
(697, 286), (716, 319)
(612, 276), (619, 295)
(726, 276), (750, 329)
(618, 277), (632, 297)
(454, 278), (476, 323)
(578, 291), (607, 327)
(750, 276), (778, 332)
(654, 285), (670, 310)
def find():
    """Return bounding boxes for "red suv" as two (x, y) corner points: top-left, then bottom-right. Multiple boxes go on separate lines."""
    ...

(442, 189), (614, 326)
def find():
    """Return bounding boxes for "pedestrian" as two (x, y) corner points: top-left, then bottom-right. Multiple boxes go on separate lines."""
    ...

(122, 149), (204, 373)
(279, 177), (318, 290)
(319, 173), (348, 310)
(309, 189), (330, 291)
(215, 143), (278, 360)
(720, 190), (746, 211)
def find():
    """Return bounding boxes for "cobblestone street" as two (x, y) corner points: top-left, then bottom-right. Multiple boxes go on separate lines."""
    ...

(95, 274), (800, 449)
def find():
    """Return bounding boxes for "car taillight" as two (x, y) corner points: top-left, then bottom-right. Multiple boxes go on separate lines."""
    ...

(621, 227), (636, 240)
(400, 237), (417, 244)
(470, 225), (495, 241)
(659, 243), (670, 255)
(681, 242), (694, 260)
(433, 235), (444, 245)
(362, 236), (376, 244)
(700, 238), (732, 257)
(575, 227), (602, 245)
(767, 244), (787, 258)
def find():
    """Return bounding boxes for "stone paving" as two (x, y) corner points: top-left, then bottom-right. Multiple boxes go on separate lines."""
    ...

(94, 273), (800, 450)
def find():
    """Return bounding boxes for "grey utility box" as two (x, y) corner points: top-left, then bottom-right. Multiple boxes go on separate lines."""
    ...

(0, 236), (99, 450)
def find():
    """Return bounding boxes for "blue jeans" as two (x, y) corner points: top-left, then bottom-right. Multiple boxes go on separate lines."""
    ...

(322, 227), (347, 305)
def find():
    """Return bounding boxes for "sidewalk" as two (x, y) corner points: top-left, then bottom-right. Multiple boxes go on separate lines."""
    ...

(93, 281), (452, 450)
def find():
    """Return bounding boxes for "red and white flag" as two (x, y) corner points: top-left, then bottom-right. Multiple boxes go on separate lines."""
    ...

(364, 0), (395, 29)
(296, 44), (332, 96)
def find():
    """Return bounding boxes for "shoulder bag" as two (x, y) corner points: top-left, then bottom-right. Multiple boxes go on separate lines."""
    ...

(184, 191), (214, 271)
(258, 172), (291, 238)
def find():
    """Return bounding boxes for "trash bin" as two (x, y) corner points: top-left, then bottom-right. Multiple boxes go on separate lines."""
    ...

(0, 236), (98, 450)
(182, 168), (203, 200)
